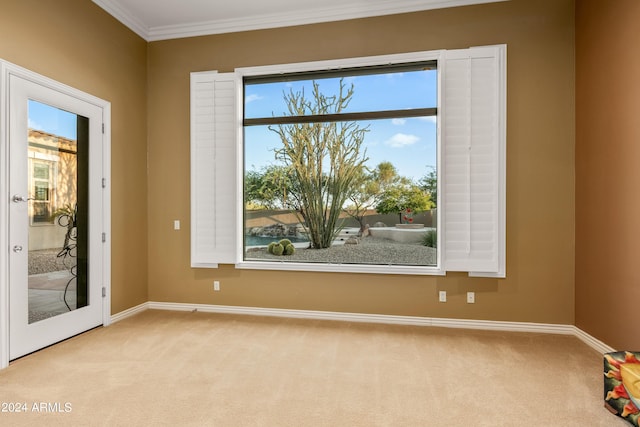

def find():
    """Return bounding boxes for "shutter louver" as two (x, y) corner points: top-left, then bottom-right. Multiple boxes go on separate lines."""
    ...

(442, 45), (506, 277)
(190, 71), (239, 267)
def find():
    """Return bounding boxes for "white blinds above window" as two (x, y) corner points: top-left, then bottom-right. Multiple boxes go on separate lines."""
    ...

(190, 71), (239, 267)
(441, 45), (506, 277)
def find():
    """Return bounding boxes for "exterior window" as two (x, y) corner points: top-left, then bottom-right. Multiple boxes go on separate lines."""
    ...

(29, 159), (56, 224)
(243, 63), (438, 268)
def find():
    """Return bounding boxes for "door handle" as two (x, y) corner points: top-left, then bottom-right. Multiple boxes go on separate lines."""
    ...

(12, 195), (28, 203)
(13, 245), (23, 253)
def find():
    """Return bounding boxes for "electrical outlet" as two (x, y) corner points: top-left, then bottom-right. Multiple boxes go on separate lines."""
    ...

(467, 292), (475, 303)
(214, 281), (220, 291)
(173, 220), (180, 230)
(439, 290), (447, 302)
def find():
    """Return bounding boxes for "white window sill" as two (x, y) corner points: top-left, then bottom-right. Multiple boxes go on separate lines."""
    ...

(235, 260), (445, 276)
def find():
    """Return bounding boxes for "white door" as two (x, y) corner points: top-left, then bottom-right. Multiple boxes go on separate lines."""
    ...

(8, 74), (105, 360)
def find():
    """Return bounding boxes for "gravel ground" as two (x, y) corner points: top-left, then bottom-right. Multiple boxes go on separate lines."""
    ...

(28, 249), (67, 275)
(31, 238), (437, 273)
(246, 236), (436, 266)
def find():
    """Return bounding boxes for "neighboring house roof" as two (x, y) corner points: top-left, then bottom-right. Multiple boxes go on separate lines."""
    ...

(28, 129), (77, 154)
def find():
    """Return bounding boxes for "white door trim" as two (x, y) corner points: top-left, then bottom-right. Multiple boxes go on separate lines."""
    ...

(0, 59), (111, 369)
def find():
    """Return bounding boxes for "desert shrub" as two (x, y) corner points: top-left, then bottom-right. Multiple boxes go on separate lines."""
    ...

(422, 229), (437, 248)
(279, 238), (292, 248)
(271, 243), (284, 256)
(284, 244), (295, 255)
(272, 80), (368, 249)
(267, 240), (295, 255)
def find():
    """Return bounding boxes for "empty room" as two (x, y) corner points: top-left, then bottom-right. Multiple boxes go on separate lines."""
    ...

(0, 0), (638, 425)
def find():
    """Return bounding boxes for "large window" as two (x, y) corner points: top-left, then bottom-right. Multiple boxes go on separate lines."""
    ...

(242, 63), (438, 268)
(190, 45), (506, 276)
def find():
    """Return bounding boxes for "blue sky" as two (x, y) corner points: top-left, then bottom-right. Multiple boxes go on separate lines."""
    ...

(28, 99), (77, 140)
(244, 70), (438, 182)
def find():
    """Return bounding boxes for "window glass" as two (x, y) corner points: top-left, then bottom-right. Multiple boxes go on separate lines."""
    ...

(244, 67), (437, 119)
(243, 64), (438, 267)
(30, 160), (55, 223)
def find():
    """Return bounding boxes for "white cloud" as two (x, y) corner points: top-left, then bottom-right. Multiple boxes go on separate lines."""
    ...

(385, 133), (420, 148)
(391, 118), (406, 126)
(245, 94), (263, 103)
(28, 118), (43, 130)
(386, 72), (405, 80)
(418, 116), (437, 124)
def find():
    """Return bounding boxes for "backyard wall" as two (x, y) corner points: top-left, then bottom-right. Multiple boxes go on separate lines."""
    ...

(147, 0), (577, 325)
(575, 0), (640, 349)
(0, 0), (149, 314)
(245, 209), (436, 230)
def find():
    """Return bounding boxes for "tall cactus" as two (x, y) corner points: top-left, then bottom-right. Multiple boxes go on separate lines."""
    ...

(271, 80), (368, 249)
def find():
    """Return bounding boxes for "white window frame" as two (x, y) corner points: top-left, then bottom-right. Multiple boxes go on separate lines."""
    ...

(190, 45), (506, 277)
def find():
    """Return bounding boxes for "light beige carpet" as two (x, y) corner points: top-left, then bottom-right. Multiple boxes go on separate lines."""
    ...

(0, 310), (627, 426)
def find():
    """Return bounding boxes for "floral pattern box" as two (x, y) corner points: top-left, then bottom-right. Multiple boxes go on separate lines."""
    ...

(605, 351), (640, 426)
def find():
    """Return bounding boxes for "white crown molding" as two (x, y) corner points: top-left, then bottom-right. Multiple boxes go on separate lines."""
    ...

(108, 301), (617, 355)
(93, 0), (508, 42)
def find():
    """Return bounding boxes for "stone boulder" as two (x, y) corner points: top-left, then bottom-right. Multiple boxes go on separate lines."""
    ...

(248, 224), (299, 237)
(345, 236), (359, 245)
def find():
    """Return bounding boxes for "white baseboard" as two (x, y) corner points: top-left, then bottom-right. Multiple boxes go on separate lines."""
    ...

(572, 326), (615, 354)
(110, 302), (149, 323)
(110, 301), (615, 354)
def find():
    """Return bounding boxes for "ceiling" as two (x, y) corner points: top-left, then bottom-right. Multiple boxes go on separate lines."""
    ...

(92, 0), (506, 41)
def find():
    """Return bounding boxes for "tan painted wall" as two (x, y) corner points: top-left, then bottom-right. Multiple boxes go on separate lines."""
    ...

(148, 0), (577, 324)
(576, 0), (640, 349)
(0, 0), (149, 313)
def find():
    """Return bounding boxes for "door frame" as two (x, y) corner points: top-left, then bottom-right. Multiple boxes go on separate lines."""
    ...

(0, 59), (111, 369)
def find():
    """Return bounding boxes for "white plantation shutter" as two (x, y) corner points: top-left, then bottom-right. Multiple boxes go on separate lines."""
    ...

(190, 71), (239, 267)
(442, 45), (506, 277)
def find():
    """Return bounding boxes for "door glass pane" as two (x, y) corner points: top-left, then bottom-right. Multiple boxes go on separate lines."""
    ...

(27, 100), (89, 324)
